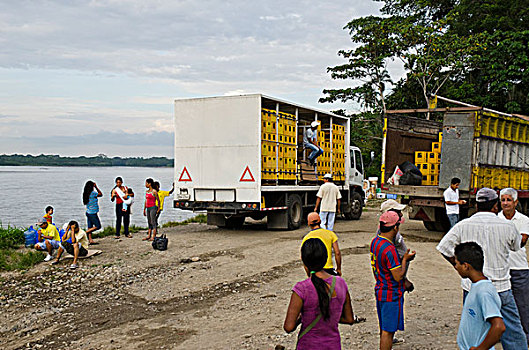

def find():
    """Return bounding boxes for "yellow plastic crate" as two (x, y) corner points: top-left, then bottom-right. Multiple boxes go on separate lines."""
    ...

(415, 151), (428, 163)
(431, 142), (441, 153)
(416, 162), (430, 175)
(439, 132), (443, 142)
(427, 152), (440, 164)
(522, 171), (529, 189)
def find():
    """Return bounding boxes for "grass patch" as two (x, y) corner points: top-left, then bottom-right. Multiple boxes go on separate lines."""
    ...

(0, 224), (25, 249)
(162, 214), (207, 228)
(0, 249), (43, 271)
(96, 224), (146, 238)
(0, 224), (43, 271)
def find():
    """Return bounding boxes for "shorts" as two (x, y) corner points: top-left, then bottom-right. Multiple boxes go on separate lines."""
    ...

(36, 239), (60, 250)
(86, 213), (101, 230)
(60, 241), (88, 257)
(376, 298), (404, 333)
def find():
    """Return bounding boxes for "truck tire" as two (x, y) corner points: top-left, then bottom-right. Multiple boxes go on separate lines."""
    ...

(344, 192), (363, 220)
(287, 194), (303, 229)
(225, 216), (245, 229)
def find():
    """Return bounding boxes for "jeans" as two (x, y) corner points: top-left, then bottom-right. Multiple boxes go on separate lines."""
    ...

(465, 289), (527, 349)
(115, 203), (130, 236)
(511, 269), (529, 345)
(320, 211), (336, 231)
(146, 206), (158, 230)
(305, 143), (323, 162)
(447, 214), (459, 228)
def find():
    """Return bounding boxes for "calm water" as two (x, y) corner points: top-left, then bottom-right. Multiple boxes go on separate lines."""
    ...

(0, 166), (196, 228)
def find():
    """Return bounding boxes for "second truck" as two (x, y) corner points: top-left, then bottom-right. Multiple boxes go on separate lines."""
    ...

(382, 97), (529, 231)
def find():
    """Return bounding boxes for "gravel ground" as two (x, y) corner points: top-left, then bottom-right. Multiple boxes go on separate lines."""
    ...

(0, 208), (485, 349)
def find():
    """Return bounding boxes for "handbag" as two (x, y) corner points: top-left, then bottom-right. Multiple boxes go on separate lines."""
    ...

(152, 234), (168, 251)
(298, 276), (336, 339)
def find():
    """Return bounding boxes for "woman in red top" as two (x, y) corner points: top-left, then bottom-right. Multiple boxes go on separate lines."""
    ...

(143, 178), (160, 241)
(110, 177), (131, 239)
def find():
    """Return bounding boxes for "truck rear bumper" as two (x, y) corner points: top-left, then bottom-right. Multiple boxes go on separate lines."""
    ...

(174, 201), (260, 212)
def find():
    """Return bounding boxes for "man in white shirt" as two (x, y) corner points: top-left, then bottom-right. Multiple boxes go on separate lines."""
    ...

(499, 187), (529, 345)
(443, 177), (466, 228)
(436, 187), (527, 350)
(314, 173), (341, 231)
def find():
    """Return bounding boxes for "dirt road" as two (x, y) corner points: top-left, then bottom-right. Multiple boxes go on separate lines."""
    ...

(0, 208), (467, 349)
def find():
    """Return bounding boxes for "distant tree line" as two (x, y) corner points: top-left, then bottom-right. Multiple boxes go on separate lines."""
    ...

(0, 154), (173, 167)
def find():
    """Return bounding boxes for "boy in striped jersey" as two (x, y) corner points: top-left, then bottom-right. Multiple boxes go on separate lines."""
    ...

(370, 211), (416, 350)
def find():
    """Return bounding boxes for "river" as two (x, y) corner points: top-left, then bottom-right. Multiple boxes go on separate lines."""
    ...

(0, 166), (197, 229)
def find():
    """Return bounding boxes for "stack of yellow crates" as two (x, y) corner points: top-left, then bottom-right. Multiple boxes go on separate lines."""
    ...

(317, 124), (346, 181)
(470, 112), (529, 190)
(261, 109), (297, 181)
(415, 132), (442, 185)
(332, 124), (346, 182)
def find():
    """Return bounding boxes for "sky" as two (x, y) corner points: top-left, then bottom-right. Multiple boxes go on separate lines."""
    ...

(0, 0), (383, 158)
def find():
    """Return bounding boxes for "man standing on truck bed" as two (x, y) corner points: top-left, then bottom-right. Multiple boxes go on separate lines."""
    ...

(443, 177), (466, 228)
(314, 173), (341, 231)
(303, 121), (323, 166)
(499, 187), (529, 345)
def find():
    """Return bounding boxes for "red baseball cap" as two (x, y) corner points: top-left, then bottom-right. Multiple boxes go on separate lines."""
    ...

(307, 212), (321, 225)
(380, 211), (403, 227)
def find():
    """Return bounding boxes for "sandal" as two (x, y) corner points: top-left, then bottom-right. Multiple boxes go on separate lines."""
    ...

(142, 236), (150, 241)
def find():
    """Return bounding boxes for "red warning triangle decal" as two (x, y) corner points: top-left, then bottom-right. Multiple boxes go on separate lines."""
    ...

(178, 166), (192, 182)
(239, 166), (255, 182)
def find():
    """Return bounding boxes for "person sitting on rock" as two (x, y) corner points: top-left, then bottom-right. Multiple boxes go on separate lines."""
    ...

(52, 220), (88, 269)
(34, 217), (60, 262)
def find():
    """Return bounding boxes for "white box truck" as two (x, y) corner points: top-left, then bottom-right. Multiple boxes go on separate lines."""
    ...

(173, 94), (365, 229)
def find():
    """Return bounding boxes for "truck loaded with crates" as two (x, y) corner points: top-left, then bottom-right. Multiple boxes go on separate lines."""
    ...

(381, 96), (529, 231)
(172, 94), (366, 229)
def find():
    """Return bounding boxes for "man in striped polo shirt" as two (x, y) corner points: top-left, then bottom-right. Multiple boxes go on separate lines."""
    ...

(371, 211), (416, 350)
(437, 187), (527, 350)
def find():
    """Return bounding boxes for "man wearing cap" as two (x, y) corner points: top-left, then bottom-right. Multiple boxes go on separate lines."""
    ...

(314, 173), (342, 231)
(371, 211), (416, 350)
(499, 187), (529, 345)
(33, 217), (61, 262)
(302, 212), (342, 276)
(437, 187), (527, 349)
(303, 121), (323, 166)
(380, 199), (414, 295)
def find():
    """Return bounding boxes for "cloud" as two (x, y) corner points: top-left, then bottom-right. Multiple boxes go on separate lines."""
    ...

(0, 0), (384, 156)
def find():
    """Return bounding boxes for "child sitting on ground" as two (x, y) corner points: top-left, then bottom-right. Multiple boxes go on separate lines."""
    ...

(283, 238), (364, 349)
(122, 188), (134, 213)
(43, 206), (54, 224)
(455, 242), (505, 349)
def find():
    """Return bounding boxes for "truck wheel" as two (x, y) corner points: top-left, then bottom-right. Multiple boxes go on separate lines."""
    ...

(225, 216), (245, 229)
(344, 192), (363, 220)
(287, 194), (303, 229)
(423, 221), (437, 231)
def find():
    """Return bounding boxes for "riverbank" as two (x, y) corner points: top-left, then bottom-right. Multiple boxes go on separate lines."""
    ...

(0, 215), (206, 271)
(0, 211), (462, 349)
